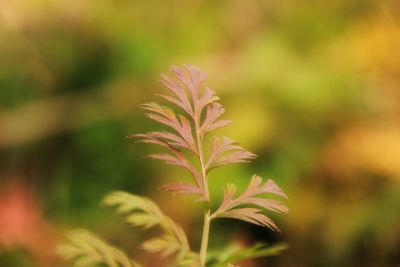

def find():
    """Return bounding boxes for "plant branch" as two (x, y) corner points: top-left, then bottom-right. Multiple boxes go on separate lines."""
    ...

(195, 122), (209, 201)
(194, 117), (211, 266)
(199, 210), (211, 266)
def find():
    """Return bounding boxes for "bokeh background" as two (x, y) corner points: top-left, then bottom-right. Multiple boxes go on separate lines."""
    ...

(1, 0), (400, 266)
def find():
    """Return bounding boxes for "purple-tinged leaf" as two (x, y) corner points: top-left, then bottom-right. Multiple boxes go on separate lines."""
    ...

(129, 133), (205, 198)
(132, 132), (189, 152)
(261, 180), (288, 199)
(160, 183), (202, 196)
(129, 133), (172, 150)
(219, 183), (237, 210)
(246, 198), (289, 213)
(218, 208), (281, 232)
(147, 153), (181, 166)
(204, 119), (232, 134)
(164, 65), (216, 123)
(141, 102), (197, 153)
(183, 64), (207, 98)
(171, 65), (206, 103)
(201, 103), (231, 135)
(176, 115), (196, 153)
(206, 137), (257, 171)
(213, 175), (288, 232)
(160, 74), (193, 117)
(142, 102), (176, 120)
(213, 150), (257, 168)
(195, 87), (219, 119)
(146, 153), (201, 187)
(242, 176), (288, 199)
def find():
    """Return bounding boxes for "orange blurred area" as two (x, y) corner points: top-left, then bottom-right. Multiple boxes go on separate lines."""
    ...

(0, 181), (58, 266)
(0, 0), (399, 266)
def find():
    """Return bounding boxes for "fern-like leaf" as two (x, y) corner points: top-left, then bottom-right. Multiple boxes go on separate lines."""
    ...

(141, 234), (181, 257)
(103, 191), (192, 260)
(212, 175), (288, 232)
(56, 229), (141, 267)
(206, 137), (257, 172)
(141, 102), (197, 153)
(130, 65), (235, 201)
(129, 133), (204, 196)
(160, 182), (202, 195)
(200, 103), (232, 137)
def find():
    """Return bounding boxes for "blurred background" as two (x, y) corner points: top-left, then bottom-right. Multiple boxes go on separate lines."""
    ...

(0, 0), (400, 266)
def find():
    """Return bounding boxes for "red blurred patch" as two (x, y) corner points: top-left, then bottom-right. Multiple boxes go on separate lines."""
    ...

(0, 181), (58, 266)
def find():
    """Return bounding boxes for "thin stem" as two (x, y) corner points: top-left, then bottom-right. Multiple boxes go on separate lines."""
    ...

(195, 127), (209, 201)
(199, 210), (211, 266)
(194, 118), (211, 266)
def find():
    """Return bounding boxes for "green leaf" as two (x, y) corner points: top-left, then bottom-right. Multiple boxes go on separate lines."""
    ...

(141, 235), (180, 257)
(208, 242), (288, 267)
(103, 191), (194, 262)
(56, 229), (142, 267)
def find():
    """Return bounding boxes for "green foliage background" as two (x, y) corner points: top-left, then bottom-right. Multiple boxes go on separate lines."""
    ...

(0, 0), (399, 266)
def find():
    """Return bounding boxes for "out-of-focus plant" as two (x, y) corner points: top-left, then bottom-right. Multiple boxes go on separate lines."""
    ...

(57, 65), (288, 267)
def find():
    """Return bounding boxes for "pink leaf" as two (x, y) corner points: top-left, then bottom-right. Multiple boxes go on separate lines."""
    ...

(201, 103), (231, 135)
(171, 65), (207, 102)
(159, 75), (193, 117)
(261, 180), (288, 199)
(195, 87), (219, 119)
(183, 64), (207, 97)
(176, 115), (196, 153)
(165, 65), (217, 123)
(213, 175), (288, 232)
(203, 119), (232, 134)
(218, 208), (281, 232)
(141, 102), (197, 153)
(246, 198), (289, 213)
(134, 132), (188, 151)
(128, 133), (172, 150)
(219, 184), (237, 210)
(206, 137), (257, 171)
(213, 150), (257, 168)
(160, 183), (202, 195)
(129, 133), (204, 196)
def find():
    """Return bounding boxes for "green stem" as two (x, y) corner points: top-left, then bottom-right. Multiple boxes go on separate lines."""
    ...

(196, 129), (209, 201)
(194, 119), (211, 266)
(199, 209), (211, 266)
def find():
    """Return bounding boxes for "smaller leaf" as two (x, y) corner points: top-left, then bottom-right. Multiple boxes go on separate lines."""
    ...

(159, 74), (193, 117)
(141, 102), (196, 152)
(142, 235), (180, 257)
(212, 175), (288, 232)
(160, 183), (202, 196)
(56, 229), (141, 267)
(133, 131), (190, 152)
(219, 208), (280, 232)
(129, 133), (205, 199)
(171, 65), (206, 102)
(125, 213), (159, 229)
(182, 64), (208, 98)
(206, 137), (257, 171)
(104, 193), (198, 265)
(201, 103), (232, 136)
(195, 87), (220, 119)
(103, 192), (190, 250)
(261, 179), (288, 199)
(245, 198), (289, 213)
